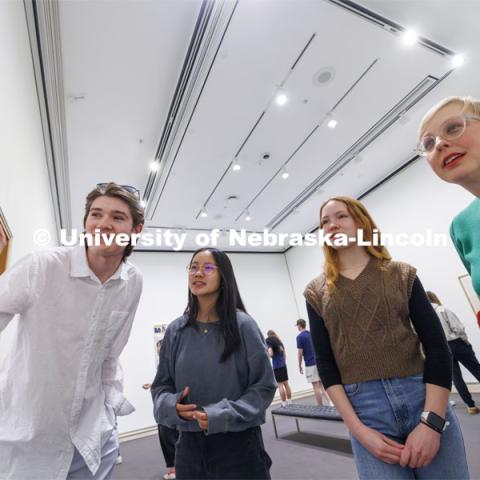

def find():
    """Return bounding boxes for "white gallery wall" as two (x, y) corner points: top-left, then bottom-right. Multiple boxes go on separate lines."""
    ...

(2, 0), (479, 438)
(286, 159), (480, 384)
(0, 0), (57, 360)
(118, 250), (305, 434)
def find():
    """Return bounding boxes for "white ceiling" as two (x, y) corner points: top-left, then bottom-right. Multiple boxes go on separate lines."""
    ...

(30, 0), (480, 252)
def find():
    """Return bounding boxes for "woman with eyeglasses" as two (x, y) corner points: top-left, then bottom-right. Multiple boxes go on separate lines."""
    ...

(417, 96), (480, 298)
(151, 248), (275, 479)
(304, 196), (469, 480)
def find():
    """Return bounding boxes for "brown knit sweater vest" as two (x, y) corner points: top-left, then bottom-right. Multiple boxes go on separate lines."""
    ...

(303, 258), (424, 384)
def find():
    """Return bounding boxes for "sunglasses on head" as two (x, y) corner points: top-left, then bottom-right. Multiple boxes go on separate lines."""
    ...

(96, 183), (140, 198)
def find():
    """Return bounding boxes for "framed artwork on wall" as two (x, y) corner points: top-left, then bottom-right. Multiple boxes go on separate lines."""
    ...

(153, 323), (168, 369)
(0, 208), (13, 274)
(458, 274), (480, 327)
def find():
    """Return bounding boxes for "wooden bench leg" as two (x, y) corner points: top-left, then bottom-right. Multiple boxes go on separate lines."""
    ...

(295, 418), (300, 433)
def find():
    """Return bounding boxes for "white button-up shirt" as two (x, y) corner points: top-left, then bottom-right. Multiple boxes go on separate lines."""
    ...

(0, 246), (142, 479)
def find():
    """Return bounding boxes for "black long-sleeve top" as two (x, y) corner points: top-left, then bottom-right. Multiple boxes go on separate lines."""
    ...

(306, 276), (452, 390)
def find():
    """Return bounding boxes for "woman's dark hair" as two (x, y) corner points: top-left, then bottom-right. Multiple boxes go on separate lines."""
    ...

(184, 247), (247, 361)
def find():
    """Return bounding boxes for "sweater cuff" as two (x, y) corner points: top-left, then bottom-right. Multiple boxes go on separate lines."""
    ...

(156, 392), (190, 427)
(203, 400), (228, 435)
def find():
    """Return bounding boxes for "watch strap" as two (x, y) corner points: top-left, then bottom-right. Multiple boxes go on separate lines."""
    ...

(421, 411), (449, 433)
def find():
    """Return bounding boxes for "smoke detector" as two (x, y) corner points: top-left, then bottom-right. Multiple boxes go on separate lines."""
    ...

(313, 67), (335, 87)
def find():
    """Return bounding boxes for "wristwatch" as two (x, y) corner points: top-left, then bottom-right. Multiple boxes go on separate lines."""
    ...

(420, 411), (449, 433)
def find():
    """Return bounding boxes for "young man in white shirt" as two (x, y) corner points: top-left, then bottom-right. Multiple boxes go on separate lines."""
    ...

(0, 183), (144, 480)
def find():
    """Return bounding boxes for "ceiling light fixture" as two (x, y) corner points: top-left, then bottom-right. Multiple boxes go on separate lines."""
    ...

(325, 111), (337, 129)
(149, 161), (159, 172)
(140, 200), (147, 208)
(451, 54), (465, 68)
(200, 208), (208, 218)
(327, 116), (337, 129)
(245, 210), (252, 221)
(275, 91), (288, 106)
(232, 159), (241, 171)
(281, 167), (290, 180)
(402, 29), (418, 46)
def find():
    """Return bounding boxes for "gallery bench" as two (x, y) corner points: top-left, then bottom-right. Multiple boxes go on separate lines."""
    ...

(270, 404), (343, 439)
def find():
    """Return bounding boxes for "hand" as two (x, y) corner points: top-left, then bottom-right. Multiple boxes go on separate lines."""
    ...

(175, 386), (197, 421)
(354, 424), (404, 464)
(400, 422), (440, 468)
(299, 366), (303, 374)
(142, 383), (151, 390)
(193, 410), (208, 430)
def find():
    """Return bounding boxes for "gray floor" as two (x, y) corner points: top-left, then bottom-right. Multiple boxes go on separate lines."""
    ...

(113, 393), (480, 480)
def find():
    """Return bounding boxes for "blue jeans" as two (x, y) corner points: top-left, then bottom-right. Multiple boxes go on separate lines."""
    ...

(344, 374), (469, 479)
(67, 428), (119, 480)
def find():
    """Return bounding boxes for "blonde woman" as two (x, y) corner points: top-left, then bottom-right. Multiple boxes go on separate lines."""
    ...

(304, 196), (468, 479)
(418, 96), (480, 298)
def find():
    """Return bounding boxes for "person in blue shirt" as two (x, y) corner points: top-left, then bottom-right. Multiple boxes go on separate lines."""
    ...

(266, 330), (292, 407)
(296, 319), (332, 406)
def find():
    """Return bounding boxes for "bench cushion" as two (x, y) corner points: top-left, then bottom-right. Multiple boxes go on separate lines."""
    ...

(271, 404), (342, 421)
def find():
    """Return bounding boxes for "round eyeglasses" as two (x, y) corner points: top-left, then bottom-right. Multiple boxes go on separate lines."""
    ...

(186, 263), (218, 275)
(417, 115), (480, 156)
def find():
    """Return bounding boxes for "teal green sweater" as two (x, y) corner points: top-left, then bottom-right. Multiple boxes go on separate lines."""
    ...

(450, 198), (480, 296)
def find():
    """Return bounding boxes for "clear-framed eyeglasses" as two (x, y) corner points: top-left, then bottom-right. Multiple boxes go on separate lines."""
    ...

(417, 115), (480, 156)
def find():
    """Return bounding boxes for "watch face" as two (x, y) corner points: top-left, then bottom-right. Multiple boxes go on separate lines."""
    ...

(427, 412), (445, 430)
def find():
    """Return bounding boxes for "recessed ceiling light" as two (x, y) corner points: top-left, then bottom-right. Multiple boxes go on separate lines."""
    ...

(245, 210), (252, 221)
(275, 92), (288, 106)
(200, 208), (208, 218)
(327, 118), (337, 129)
(232, 159), (241, 171)
(281, 168), (289, 180)
(150, 161), (159, 172)
(451, 54), (465, 68)
(402, 29), (418, 46)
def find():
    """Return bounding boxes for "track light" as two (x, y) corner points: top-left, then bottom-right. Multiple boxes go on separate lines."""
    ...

(245, 211), (252, 221)
(451, 54), (465, 68)
(150, 161), (159, 172)
(232, 159), (241, 171)
(327, 117), (337, 129)
(402, 29), (418, 46)
(281, 168), (289, 180)
(200, 208), (208, 218)
(140, 200), (147, 208)
(275, 91), (288, 106)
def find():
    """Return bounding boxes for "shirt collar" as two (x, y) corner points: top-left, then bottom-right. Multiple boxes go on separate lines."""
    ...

(70, 245), (130, 281)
